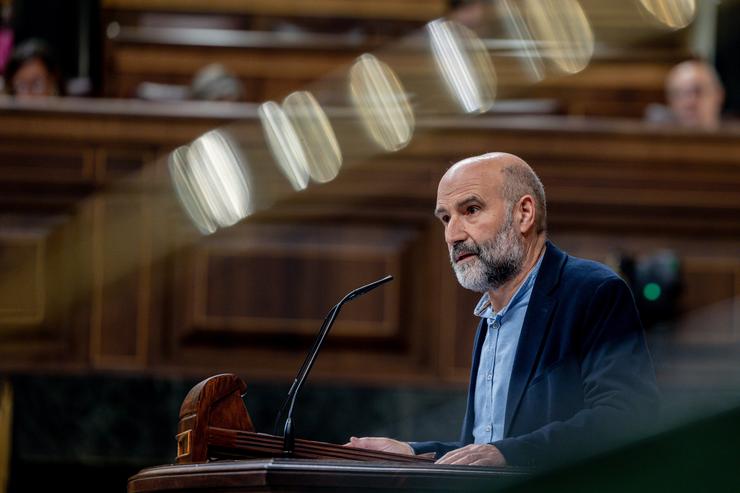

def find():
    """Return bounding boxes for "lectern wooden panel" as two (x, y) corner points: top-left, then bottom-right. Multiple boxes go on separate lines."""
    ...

(128, 459), (528, 493)
(175, 373), (434, 464)
(131, 374), (529, 492)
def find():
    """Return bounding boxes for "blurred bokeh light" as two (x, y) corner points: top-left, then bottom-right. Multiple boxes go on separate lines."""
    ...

(497, 0), (546, 82)
(283, 91), (343, 184)
(169, 130), (253, 235)
(524, 0), (594, 75)
(349, 54), (415, 152)
(259, 100), (311, 191)
(428, 19), (497, 114)
(639, 0), (697, 29)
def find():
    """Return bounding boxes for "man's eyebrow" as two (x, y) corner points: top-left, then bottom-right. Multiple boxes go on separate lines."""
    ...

(434, 195), (483, 217)
(457, 195), (483, 208)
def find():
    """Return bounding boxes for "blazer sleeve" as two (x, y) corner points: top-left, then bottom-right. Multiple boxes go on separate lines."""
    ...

(408, 440), (461, 458)
(493, 277), (660, 468)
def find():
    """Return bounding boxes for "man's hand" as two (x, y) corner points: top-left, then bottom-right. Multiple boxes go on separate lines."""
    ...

(345, 436), (414, 455)
(436, 444), (507, 466)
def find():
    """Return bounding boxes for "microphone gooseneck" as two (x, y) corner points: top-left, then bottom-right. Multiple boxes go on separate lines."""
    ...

(275, 275), (393, 455)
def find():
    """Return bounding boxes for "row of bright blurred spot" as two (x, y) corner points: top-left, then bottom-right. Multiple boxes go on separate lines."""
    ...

(169, 0), (697, 235)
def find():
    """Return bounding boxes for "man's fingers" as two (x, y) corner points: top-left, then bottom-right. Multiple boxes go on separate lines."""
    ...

(343, 436), (361, 446)
(345, 437), (368, 447)
(436, 448), (469, 464)
(469, 458), (500, 466)
(438, 452), (468, 464)
(446, 452), (484, 465)
(445, 456), (472, 465)
(345, 437), (413, 455)
(467, 453), (504, 466)
(435, 445), (505, 466)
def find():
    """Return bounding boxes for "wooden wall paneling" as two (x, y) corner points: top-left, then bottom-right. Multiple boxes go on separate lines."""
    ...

(0, 229), (46, 327)
(0, 99), (738, 384)
(89, 192), (150, 369)
(173, 222), (408, 340)
(0, 101), (233, 151)
(529, 61), (674, 117)
(95, 147), (155, 182)
(166, 220), (441, 383)
(139, 152), (176, 371)
(105, 41), (361, 99)
(0, 214), (85, 368)
(676, 258), (739, 345)
(0, 101), (234, 372)
(89, 149), (154, 369)
(0, 143), (94, 185)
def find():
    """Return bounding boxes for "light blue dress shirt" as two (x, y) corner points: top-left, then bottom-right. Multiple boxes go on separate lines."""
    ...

(472, 255), (543, 444)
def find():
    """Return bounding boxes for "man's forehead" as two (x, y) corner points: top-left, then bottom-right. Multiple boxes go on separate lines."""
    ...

(438, 176), (485, 198)
(439, 160), (500, 192)
(436, 167), (501, 210)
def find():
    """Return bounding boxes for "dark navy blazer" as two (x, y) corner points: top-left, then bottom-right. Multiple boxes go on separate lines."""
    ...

(412, 241), (660, 467)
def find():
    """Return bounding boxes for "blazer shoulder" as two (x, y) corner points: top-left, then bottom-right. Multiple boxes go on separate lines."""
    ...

(560, 254), (625, 292)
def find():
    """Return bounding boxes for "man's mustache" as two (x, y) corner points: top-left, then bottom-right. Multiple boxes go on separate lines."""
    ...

(450, 241), (480, 264)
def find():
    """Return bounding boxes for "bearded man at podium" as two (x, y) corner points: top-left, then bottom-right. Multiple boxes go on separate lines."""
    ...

(350, 152), (660, 468)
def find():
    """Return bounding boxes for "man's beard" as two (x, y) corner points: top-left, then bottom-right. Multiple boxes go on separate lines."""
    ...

(449, 213), (525, 293)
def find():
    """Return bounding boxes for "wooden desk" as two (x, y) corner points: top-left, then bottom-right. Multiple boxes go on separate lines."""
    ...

(127, 459), (528, 493)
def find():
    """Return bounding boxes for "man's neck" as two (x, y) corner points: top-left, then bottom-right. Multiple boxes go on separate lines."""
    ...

(487, 235), (546, 312)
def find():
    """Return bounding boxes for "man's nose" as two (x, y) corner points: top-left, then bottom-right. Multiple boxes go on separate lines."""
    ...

(445, 216), (467, 245)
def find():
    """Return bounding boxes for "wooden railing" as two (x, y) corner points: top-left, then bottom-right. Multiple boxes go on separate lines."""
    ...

(103, 22), (680, 116)
(100, 0), (687, 116)
(102, 0), (447, 21)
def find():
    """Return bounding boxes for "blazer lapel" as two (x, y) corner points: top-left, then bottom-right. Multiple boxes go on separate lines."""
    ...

(503, 241), (566, 437)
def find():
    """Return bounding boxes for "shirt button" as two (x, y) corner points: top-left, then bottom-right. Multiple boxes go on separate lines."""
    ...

(485, 425), (491, 433)
(486, 373), (492, 381)
(492, 320), (500, 329)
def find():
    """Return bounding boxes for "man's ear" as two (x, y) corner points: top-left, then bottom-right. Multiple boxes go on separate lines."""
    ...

(517, 195), (536, 234)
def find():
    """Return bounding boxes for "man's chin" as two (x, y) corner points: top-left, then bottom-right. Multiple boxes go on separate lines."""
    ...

(453, 270), (490, 293)
(458, 282), (490, 294)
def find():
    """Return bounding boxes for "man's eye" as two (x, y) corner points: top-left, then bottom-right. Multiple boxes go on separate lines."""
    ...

(466, 206), (479, 214)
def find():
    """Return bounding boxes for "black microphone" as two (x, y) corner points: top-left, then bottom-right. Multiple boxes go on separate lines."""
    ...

(275, 275), (393, 456)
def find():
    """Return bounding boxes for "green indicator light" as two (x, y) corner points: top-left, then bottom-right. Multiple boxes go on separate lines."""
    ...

(643, 283), (661, 301)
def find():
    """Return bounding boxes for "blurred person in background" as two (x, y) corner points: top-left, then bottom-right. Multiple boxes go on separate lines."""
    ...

(136, 64), (245, 102)
(4, 38), (62, 99)
(189, 63), (244, 102)
(0, 3), (13, 80)
(448, 0), (495, 37)
(664, 59), (724, 130)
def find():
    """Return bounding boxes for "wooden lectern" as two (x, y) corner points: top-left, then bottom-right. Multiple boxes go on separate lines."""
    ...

(127, 374), (529, 492)
(128, 459), (527, 492)
(173, 374), (433, 463)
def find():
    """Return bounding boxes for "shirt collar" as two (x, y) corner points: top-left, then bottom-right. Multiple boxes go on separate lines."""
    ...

(473, 253), (544, 320)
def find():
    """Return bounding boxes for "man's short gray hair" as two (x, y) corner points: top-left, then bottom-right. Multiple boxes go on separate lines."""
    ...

(500, 163), (547, 234)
